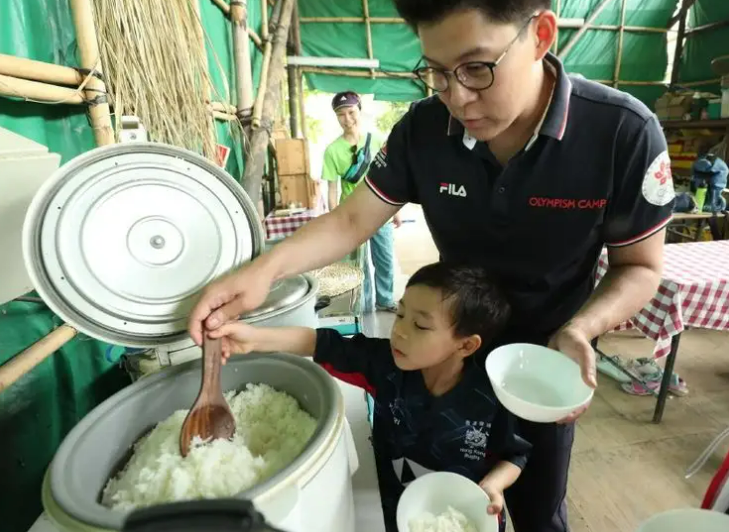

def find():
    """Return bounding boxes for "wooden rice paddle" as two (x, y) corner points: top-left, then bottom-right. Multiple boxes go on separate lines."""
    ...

(179, 335), (236, 457)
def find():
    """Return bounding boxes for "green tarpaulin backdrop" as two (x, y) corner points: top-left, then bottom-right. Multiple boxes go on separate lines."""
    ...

(301, 0), (680, 107)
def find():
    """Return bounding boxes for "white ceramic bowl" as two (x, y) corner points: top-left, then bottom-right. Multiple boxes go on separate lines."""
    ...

(636, 509), (729, 531)
(396, 472), (498, 532)
(485, 343), (594, 423)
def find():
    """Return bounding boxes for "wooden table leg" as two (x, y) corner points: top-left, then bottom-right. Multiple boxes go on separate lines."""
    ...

(708, 216), (722, 240)
(652, 333), (682, 424)
(694, 219), (706, 242)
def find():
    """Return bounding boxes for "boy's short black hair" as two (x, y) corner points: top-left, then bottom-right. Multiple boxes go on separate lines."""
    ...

(406, 262), (511, 346)
(393, 0), (550, 26)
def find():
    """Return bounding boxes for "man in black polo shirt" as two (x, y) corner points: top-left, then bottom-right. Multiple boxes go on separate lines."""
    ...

(189, 2), (674, 531)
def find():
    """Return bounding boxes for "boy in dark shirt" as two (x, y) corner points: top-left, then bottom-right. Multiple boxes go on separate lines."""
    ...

(211, 262), (530, 531)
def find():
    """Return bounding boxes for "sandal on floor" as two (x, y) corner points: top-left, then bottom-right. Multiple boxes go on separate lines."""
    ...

(626, 357), (663, 381)
(621, 373), (689, 397)
(596, 354), (633, 384)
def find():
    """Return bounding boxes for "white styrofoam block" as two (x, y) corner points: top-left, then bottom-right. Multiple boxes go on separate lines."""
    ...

(0, 127), (50, 158)
(0, 127), (61, 305)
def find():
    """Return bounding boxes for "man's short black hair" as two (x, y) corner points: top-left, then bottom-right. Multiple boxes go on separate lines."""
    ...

(406, 262), (511, 345)
(393, 0), (550, 26)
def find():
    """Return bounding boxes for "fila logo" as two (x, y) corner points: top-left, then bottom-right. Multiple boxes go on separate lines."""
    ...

(439, 182), (467, 197)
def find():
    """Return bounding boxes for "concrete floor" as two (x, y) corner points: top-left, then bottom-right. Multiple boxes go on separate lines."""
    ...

(372, 204), (729, 532)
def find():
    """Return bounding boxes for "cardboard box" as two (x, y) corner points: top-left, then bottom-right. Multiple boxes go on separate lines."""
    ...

(278, 173), (319, 209)
(275, 138), (310, 176)
(655, 92), (694, 121)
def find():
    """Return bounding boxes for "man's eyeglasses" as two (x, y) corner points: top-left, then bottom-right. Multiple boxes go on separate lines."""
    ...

(413, 15), (537, 93)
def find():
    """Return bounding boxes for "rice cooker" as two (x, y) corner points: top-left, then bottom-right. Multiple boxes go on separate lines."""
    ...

(22, 142), (359, 532)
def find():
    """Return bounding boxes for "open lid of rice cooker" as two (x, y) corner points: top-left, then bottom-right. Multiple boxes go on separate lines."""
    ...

(23, 142), (265, 348)
(240, 275), (310, 319)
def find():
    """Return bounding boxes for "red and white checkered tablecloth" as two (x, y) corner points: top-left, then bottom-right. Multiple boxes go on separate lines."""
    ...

(596, 240), (729, 359)
(263, 209), (320, 240)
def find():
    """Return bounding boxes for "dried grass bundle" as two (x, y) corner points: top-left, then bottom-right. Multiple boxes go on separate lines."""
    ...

(92, 0), (232, 159)
(311, 263), (365, 298)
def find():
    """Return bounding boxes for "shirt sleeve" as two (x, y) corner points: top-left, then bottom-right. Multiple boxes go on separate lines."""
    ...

(314, 329), (393, 396)
(486, 406), (531, 470)
(321, 145), (341, 182)
(603, 115), (675, 247)
(365, 107), (418, 206)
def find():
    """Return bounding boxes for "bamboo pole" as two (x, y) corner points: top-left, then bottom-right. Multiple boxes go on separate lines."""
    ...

(680, 78), (721, 87)
(248, 28), (263, 48)
(261, 0), (269, 40)
(210, 101), (238, 114)
(362, 0), (375, 79)
(0, 74), (85, 104)
(286, 0), (302, 137)
(208, 0), (263, 49)
(269, 0), (284, 33)
(671, 0), (691, 85)
(0, 325), (78, 393)
(552, 0), (561, 54)
(252, 33), (273, 128)
(594, 79), (668, 86)
(211, 0), (230, 15)
(231, 0), (255, 130)
(213, 110), (238, 121)
(299, 66), (415, 79)
(0, 53), (83, 87)
(685, 19), (729, 36)
(291, 0), (305, 137)
(69, 0), (114, 146)
(298, 15), (667, 34)
(613, 0), (627, 88)
(252, 0), (273, 128)
(559, 0), (616, 60)
(242, 0), (296, 207)
(300, 16), (403, 23)
(594, 25), (667, 33)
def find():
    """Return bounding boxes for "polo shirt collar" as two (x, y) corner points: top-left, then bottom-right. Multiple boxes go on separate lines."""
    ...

(446, 52), (572, 143)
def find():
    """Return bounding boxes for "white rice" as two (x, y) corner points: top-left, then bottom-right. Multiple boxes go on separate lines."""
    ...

(102, 383), (317, 511)
(409, 506), (478, 532)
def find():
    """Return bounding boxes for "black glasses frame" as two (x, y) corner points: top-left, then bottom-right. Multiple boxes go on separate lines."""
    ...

(413, 14), (538, 93)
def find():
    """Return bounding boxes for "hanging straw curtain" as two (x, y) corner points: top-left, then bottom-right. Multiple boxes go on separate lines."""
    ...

(92, 0), (229, 159)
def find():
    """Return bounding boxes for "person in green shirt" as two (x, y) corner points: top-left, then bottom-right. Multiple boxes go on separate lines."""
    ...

(322, 91), (400, 313)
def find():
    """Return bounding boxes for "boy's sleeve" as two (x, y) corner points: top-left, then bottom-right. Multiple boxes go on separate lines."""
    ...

(603, 115), (675, 247)
(314, 329), (393, 396)
(487, 407), (531, 470)
(321, 146), (341, 182)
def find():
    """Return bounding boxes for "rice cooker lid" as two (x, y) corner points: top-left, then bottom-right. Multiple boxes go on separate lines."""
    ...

(23, 142), (265, 348)
(240, 275), (310, 318)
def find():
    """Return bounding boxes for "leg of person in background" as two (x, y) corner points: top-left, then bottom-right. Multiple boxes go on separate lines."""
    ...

(361, 241), (375, 314)
(505, 422), (574, 532)
(369, 222), (396, 312)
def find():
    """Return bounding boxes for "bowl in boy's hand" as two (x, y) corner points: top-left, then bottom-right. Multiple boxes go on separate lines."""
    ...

(396, 472), (498, 532)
